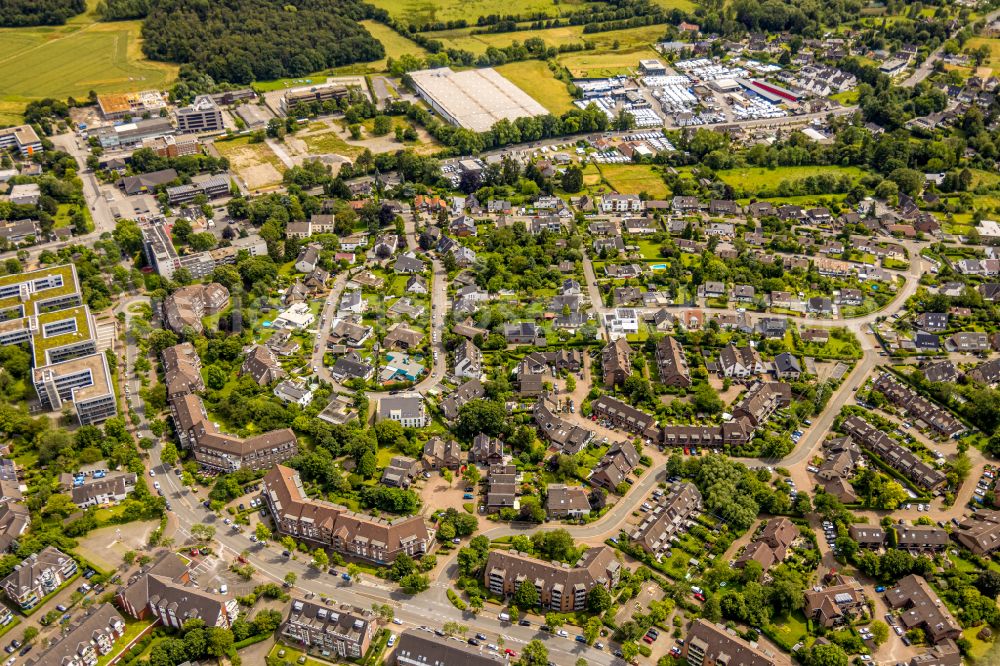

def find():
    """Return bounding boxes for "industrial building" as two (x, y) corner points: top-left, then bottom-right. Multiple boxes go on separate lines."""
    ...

(409, 67), (547, 133)
(165, 174), (230, 204)
(92, 117), (175, 150)
(96, 90), (167, 120)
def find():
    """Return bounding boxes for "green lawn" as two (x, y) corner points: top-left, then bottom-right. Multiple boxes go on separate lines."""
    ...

(495, 60), (575, 115)
(764, 611), (809, 651)
(96, 621), (152, 666)
(716, 165), (865, 192)
(962, 626), (996, 662)
(599, 163), (671, 199)
(0, 6), (177, 120)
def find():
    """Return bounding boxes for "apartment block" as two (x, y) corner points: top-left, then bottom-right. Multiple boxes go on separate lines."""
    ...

(262, 465), (431, 564)
(281, 599), (375, 660)
(392, 630), (503, 666)
(683, 619), (790, 666)
(26, 604), (126, 666)
(116, 552), (236, 628)
(601, 338), (631, 388)
(377, 394), (428, 428)
(484, 547), (620, 612)
(1, 547), (77, 610)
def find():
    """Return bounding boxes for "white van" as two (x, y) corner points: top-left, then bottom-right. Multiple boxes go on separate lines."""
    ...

(498, 612), (510, 622)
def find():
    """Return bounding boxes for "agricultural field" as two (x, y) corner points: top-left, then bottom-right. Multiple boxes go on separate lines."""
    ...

(430, 21), (666, 64)
(495, 61), (576, 115)
(366, 0), (596, 27)
(214, 136), (286, 191)
(716, 165), (865, 190)
(599, 163), (671, 198)
(359, 20), (430, 67)
(0, 1), (176, 122)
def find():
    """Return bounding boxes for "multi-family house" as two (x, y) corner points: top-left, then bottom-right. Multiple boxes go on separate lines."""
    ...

(281, 599), (375, 660)
(484, 547), (620, 612)
(262, 465), (431, 564)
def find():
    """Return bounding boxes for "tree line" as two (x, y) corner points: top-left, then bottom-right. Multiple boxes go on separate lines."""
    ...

(0, 0), (85, 26)
(95, 0), (152, 20)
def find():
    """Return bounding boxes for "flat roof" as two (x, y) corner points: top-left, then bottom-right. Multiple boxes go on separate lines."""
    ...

(409, 67), (547, 133)
(33, 352), (113, 403)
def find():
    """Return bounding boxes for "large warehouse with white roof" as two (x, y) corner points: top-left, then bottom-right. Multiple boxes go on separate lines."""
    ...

(409, 67), (548, 133)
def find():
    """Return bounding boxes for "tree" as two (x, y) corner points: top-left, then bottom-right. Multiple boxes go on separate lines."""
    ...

(869, 620), (889, 647)
(560, 166), (583, 193)
(311, 548), (329, 569)
(281, 536), (296, 552)
(205, 627), (234, 657)
(620, 641), (639, 662)
(372, 115), (393, 136)
(513, 580), (539, 608)
(976, 570), (1000, 598)
(517, 640), (548, 666)
(463, 465), (481, 485)
(400, 573), (430, 594)
(588, 584), (613, 614)
(456, 399), (510, 440)
(284, 571), (297, 586)
(806, 643), (848, 666)
(190, 524), (215, 542)
(160, 442), (178, 466)
(358, 450), (377, 479)
(545, 613), (564, 630)
(255, 523), (271, 542)
(583, 616), (602, 645)
(21, 627), (38, 644)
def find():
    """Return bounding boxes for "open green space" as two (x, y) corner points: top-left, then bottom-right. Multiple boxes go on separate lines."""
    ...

(495, 60), (576, 115)
(0, 1), (177, 120)
(302, 131), (366, 160)
(965, 37), (1000, 75)
(599, 163), (670, 199)
(716, 165), (865, 191)
(366, 0), (596, 27)
(359, 20), (430, 66)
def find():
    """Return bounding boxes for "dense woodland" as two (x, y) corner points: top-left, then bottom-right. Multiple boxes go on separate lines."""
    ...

(141, 0), (385, 84)
(95, 0), (153, 20)
(0, 0), (85, 26)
